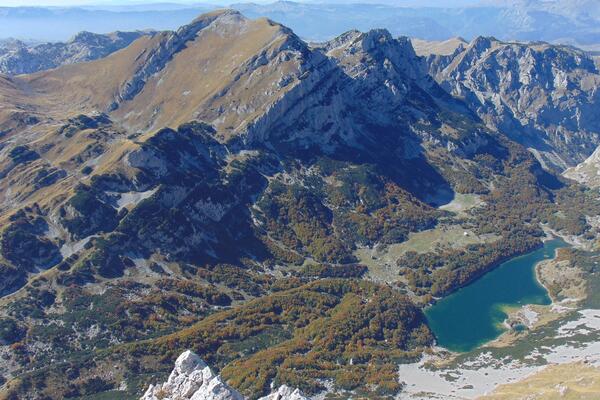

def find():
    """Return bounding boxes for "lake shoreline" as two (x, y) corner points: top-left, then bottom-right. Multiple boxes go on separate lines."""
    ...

(398, 237), (598, 400)
(399, 308), (600, 400)
(426, 240), (546, 308)
(426, 238), (567, 352)
(488, 235), (580, 349)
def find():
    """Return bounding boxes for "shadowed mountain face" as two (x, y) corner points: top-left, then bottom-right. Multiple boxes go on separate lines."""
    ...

(0, 30), (149, 75)
(0, 9), (599, 400)
(0, 9), (477, 270)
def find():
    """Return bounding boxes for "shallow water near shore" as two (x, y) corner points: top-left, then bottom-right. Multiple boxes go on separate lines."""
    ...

(425, 238), (568, 352)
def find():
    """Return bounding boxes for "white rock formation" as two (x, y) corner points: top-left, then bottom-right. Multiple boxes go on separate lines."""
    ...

(258, 385), (308, 400)
(141, 350), (243, 400)
(141, 350), (309, 400)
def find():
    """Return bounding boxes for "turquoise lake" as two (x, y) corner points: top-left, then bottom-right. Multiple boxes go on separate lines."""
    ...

(425, 238), (568, 352)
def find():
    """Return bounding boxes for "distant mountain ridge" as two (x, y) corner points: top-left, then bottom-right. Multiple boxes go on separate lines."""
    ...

(423, 35), (600, 170)
(2, 0), (600, 49)
(0, 30), (149, 75)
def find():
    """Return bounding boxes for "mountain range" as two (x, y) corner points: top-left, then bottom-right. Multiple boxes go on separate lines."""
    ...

(421, 36), (600, 169)
(0, 8), (600, 400)
(0, 31), (149, 75)
(2, 0), (600, 50)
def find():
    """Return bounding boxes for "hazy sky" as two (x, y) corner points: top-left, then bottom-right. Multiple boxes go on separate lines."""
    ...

(0, 0), (228, 5)
(0, 0), (484, 6)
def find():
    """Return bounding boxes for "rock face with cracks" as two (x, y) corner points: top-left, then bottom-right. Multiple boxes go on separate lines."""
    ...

(425, 36), (600, 170)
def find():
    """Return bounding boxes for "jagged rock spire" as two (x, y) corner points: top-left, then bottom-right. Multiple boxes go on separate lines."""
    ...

(141, 351), (309, 400)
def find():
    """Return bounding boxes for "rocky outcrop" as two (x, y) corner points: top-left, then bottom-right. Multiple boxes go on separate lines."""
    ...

(426, 36), (600, 170)
(0, 31), (147, 75)
(258, 386), (308, 400)
(141, 350), (243, 400)
(141, 351), (308, 400)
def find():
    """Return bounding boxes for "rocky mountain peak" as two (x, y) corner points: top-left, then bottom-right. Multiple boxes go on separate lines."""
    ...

(327, 28), (416, 60)
(173, 350), (209, 375)
(141, 350), (308, 400)
(68, 30), (139, 45)
(141, 350), (244, 400)
(468, 36), (496, 53)
(68, 31), (99, 43)
(104, 8), (318, 136)
(442, 36), (497, 75)
(189, 9), (243, 24)
(364, 31), (420, 71)
(181, 9), (244, 40)
(326, 28), (423, 81)
(115, 10), (240, 105)
(456, 36), (597, 80)
(360, 28), (394, 51)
